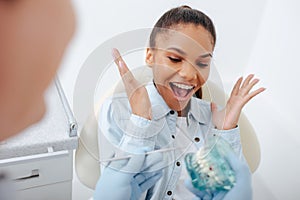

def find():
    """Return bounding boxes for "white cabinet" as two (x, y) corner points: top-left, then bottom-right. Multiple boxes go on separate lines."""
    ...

(0, 79), (78, 200)
(0, 150), (73, 200)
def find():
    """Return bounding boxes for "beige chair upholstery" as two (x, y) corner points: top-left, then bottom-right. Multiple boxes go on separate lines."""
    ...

(75, 67), (261, 189)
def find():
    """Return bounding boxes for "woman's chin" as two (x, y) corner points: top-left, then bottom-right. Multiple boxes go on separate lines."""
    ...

(167, 97), (192, 113)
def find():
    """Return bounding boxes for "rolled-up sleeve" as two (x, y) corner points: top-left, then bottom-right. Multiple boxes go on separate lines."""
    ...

(119, 114), (166, 153)
(98, 95), (166, 154)
(212, 126), (244, 159)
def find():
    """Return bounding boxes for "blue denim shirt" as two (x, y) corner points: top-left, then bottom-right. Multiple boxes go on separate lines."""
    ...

(98, 82), (243, 200)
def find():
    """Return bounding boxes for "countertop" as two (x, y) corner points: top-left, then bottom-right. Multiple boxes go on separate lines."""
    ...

(0, 81), (78, 160)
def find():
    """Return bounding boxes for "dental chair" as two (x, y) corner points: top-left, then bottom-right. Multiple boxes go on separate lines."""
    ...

(75, 66), (261, 190)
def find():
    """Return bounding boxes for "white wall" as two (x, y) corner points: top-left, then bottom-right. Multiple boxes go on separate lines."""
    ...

(59, 0), (300, 199)
(243, 0), (300, 199)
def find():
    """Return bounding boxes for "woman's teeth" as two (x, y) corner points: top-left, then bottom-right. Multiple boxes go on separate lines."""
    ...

(170, 82), (194, 98)
(172, 82), (194, 90)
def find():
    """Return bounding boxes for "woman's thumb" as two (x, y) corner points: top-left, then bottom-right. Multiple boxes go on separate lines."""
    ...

(210, 102), (218, 114)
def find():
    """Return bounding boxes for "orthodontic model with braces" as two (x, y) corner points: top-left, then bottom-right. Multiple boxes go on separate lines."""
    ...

(184, 134), (236, 192)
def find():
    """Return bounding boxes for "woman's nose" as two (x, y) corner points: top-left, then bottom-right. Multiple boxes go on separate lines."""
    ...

(178, 62), (197, 80)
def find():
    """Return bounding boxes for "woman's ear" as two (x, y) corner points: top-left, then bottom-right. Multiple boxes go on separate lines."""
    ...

(145, 48), (154, 67)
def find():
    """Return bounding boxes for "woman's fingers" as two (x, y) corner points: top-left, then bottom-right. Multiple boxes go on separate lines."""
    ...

(241, 74), (254, 88)
(233, 74), (265, 98)
(245, 87), (266, 103)
(241, 78), (259, 96)
(111, 48), (152, 119)
(230, 77), (243, 96)
(112, 48), (126, 74)
(236, 74), (266, 104)
(112, 48), (132, 79)
(112, 48), (139, 95)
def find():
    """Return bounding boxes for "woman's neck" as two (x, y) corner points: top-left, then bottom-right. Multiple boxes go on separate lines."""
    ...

(177, 101), (190, 117)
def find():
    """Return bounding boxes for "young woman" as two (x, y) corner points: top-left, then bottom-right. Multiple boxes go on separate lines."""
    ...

(96, 5), (264, 200)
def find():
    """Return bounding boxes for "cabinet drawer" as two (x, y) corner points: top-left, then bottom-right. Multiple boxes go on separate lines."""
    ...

(16, 180), (72, 200)
(0, 150), (73, 190)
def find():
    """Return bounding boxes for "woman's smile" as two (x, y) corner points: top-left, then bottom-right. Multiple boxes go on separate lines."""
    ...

(169, 82), (195, 101)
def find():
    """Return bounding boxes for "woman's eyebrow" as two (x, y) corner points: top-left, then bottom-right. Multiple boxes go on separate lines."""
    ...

(199, 53), (212, 58)
(166, 47), (187, 56)
(166, 47), (212, 58)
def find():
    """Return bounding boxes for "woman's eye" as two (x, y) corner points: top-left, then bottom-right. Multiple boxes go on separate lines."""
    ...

(168, 57), (182, 63)
(196, 62), (209, 68)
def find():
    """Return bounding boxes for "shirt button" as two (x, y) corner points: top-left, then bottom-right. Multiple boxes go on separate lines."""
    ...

(167, 191), (172, 196)
(170, 110), (175, 115)
(176, 161), (181, 166)
(171, 135), (175, 139)
(194, 137), (200, 142)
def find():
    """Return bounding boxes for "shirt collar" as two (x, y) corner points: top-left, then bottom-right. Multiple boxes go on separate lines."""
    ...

(146, 82), (209, 124)
(189, 97), (209, 125)
(146, 82), (171, 120)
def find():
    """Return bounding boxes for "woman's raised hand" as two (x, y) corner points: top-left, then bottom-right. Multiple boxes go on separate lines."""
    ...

(112, 48), (152, 120)
(211, 74), (265, 130)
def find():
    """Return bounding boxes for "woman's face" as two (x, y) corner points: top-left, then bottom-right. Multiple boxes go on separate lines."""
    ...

(146, 24), (214, 114)
(0, 0), (76, 140)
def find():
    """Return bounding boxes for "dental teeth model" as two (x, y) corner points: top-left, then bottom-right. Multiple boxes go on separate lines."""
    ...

(184, 135), (236, 192)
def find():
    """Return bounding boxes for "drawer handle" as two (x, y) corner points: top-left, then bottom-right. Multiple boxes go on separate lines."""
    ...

(14, 169), (39, 181)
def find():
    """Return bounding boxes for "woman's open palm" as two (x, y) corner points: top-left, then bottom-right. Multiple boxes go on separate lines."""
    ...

(211, 74), (265, 130)
(112, 48), (152, 120)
